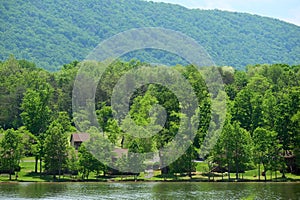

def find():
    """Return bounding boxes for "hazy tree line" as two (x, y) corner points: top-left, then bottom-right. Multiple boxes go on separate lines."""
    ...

(0, 56), (299, 180)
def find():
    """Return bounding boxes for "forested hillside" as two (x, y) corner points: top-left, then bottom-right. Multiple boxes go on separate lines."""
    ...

(1, 0), (300, 71)
(0, 57), (299, 180)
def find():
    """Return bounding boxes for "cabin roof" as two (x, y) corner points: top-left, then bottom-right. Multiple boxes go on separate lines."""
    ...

(70, 133), (90, 142)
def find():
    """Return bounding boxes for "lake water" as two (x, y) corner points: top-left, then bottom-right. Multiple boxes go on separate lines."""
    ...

(0, 182), (299, 199)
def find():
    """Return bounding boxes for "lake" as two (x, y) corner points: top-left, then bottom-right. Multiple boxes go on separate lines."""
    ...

(0, 182), (299, 199)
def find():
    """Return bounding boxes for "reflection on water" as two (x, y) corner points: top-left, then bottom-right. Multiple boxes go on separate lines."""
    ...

(0, 182), (299, 200)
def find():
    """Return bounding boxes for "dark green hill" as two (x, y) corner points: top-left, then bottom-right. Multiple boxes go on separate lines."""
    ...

(1, 0), (299, 71)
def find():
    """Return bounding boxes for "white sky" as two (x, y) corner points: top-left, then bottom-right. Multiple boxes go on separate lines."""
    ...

(147, 0), (300, 26)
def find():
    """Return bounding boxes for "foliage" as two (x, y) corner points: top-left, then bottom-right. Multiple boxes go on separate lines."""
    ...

(44, 121), (69, 179)
(78, 145), (103, 179)
(1, 0), (300, 70)
(0, 57), (299, 178)
(252, 127), (279, 181)
(20, 86), (52, 136)
(0, 128), (23, 180)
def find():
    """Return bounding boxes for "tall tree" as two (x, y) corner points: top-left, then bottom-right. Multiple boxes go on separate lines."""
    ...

(291, 111), (300, 174)
(0, 56), (27, 129)
(231, 121), (252, 180)
(232, 88), (253, 132)
(44, 121), (68, 179)
(168, 145), (197, 178)
(54, 61), (79, 116)
(21, 86), (53, 173)
(218, 120), (252, 180)
(218, 119), (234, 180)
(253, 127), (278, 181)
(261, 90), (277, 130)
(78, 145), (103, 180)
(0, 129), (23, 180)
(21, 88), (52, 135)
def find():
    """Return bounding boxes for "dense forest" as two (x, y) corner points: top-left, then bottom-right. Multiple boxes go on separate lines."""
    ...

(0, 56), (299, 180)
(1, 0), (300, 71)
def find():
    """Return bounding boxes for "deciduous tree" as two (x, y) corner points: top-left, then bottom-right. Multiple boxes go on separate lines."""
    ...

(0, 129), (23, 180)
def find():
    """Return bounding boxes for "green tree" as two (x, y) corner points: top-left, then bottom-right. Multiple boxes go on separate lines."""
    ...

(261, 90), (277, 130)
(232, 121), (252, 179)
(21, 87), (52, 173)
(219, 120), (252, 180)
(18, 126), (37, 157)
(54, 61), (79, 116)
(105, 118), (122, 145)
(0, 129), (23, 180)
(55, 111), (75, 133)
(274, 90), (296, 177)
(67, 147), (79, 178)
(232, 88), (253, 132)
(211, 137), (227, 180)
(169, 146), (197, 179)
(85, 129), (114, 177)
(96, 103), (113, 132)
(21, 88), (52, 135)
(0, 56), (27, 129)
(218, 119), (234, 180)
(291, 111), (300, 174)
(44, 121), (68, 179)
(252, 127), (278, 181)
(127, 140), (144, 181)
(78, 145), (102, 180)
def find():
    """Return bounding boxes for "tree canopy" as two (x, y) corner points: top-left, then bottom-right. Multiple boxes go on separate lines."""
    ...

(0, 57), (299, 180)
(1, 0), (300, 71)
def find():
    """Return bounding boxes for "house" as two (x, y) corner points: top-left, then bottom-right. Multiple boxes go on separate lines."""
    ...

(70, 133), (90, 150)
(70, 133), (128, 159)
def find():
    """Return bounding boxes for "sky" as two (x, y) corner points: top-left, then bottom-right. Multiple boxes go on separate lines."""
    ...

(147, 0), (300, 26)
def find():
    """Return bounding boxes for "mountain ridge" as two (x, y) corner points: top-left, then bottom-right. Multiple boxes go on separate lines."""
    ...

(147, 0), (299, 27)
(1, 0), (299, 71)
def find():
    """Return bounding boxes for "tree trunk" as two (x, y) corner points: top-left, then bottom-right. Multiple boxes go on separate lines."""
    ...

(228, 163), (231, 180)
(282, 171), (286, 179)
(258, 163), (261, 181)
(9, 170), (12, 181)
(35, 156), (38, 173)
(188, 162), (192, 179)
(161, 166), (169, 181)
(121, 136), (124, 148)
(235, 162), (239, 180)
(188, 148), (192, 179)
(188, 164), (192, 179)
(262, 163), (267, 181)
(59, 168), (61, 180)
(39, 157), (42, 174)
(58, 159), (62, 180)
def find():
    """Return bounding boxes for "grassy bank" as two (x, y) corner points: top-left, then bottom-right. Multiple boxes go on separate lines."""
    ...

(1, 158), (299, 182)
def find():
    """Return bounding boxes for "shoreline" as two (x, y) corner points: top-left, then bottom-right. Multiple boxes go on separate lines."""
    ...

(1, 178), (299, 184)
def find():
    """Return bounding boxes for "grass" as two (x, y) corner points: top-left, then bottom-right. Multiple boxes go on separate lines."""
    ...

(1, 158), (299, 182)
